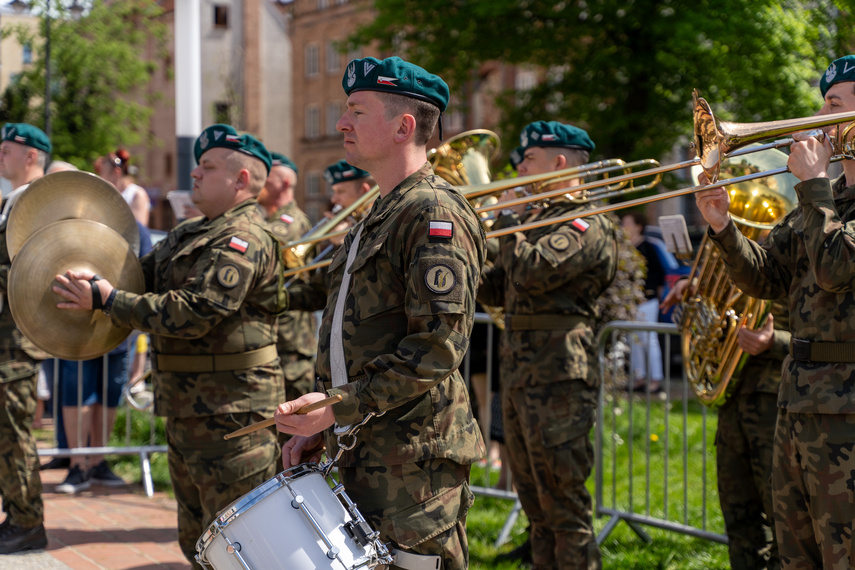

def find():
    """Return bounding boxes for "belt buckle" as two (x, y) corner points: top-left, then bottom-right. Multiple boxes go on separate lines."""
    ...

(792, 339), (811, 362)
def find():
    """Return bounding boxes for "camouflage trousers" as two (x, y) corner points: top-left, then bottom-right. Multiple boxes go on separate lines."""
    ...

(166, 412), (279, 568)
(772, 410), (855, 569)
(281, 352), (315, 404)
(0, 349), (43, 528)
(502, 379), (602, 570)
(716, 391), (780, 570)
(339, 458), (474, 570)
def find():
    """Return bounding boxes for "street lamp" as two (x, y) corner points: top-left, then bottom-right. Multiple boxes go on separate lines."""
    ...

(7, 0), (84, 139)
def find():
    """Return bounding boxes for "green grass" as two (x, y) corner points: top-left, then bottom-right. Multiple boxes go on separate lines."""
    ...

(60, 395), (731, 568)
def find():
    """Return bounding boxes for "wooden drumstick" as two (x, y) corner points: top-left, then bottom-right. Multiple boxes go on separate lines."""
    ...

(223, 394), (342, 440)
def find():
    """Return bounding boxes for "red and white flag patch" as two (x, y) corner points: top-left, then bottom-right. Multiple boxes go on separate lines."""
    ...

(228, 236), (249, 253)
(279, 214), (294, 224)
(571, 219), (590, 232)
(428, 221), (453, 238)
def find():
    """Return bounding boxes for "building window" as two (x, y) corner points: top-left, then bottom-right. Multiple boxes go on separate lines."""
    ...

(306, 202), (321, 223)
(305, 44), (319, 78)
(22, 43), (32, 64)
(326, 40), (341, 74)
(213, 5), (229, 29)
(214, 102), (232, 125)
(317, 0), (329, 9)
(306, 105), (320, 139)
(165, 152), (173, 177)
(326, 102), (341, 136)
(335, 0), (348, 5)
(346, 48), (361, 66)
(306, 172), (321, 197)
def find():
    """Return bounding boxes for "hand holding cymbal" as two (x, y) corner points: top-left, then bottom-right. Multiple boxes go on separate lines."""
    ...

(223, 394), (342, 440)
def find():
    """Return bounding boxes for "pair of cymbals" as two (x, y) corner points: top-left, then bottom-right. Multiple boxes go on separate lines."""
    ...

(6, 171), (144, 360)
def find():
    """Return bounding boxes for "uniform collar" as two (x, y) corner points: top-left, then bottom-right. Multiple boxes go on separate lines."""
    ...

(361, 162), (434, 229)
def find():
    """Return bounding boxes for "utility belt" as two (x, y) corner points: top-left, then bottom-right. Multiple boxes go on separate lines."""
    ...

(790, 338), (855, 363)
(504, 313), (590, 331)
(153, 345), (278, 373)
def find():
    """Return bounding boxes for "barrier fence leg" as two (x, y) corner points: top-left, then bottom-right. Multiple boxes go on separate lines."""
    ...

(140, 451), (154, 498)
(597, 515), (653, 546)
(493, 498), (523, 548)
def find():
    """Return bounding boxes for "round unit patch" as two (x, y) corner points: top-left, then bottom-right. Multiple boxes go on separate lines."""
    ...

(216, 264), (241, 288)
(548, 233), (571, 251)
(271, 224), (288, 237)
(425, 263), (457, 294)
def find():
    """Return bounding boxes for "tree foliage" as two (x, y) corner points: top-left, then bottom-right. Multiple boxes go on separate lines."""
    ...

(350, 0), (845, 165)
(0, 0), (167, 168)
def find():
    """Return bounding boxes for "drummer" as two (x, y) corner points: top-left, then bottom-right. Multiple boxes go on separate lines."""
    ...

(276, 56), (486, 569)
(0, 123), (51, 553)
(52, 124), (285, 568)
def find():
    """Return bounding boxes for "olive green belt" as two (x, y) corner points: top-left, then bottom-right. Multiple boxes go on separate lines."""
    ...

(153, 345), (278, 373)
(790, 338), (855, 363)
(504, 314), (590, 331)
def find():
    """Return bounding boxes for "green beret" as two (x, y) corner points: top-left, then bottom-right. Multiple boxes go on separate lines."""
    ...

(0, 123), (51, 154)
(820, 55), (855, 97)
(520, 121), (595, 153)
(343, 56), (449, 112)
(270, 152), (298, 175)
(324, 159), (370, 185)
(194, 124), (272, 174)
(509, 146), (524, 171)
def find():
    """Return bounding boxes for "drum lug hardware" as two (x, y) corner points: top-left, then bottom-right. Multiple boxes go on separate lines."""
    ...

(344, 519), (378, 547)
(291, 495), (304, 509)
(226, 542), (241, 554)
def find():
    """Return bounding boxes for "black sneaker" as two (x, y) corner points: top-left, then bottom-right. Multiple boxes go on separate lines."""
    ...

(495, 536), (532, 564)
(88, 461), (126, 487)
(56, 465), (91, 495)
(40, 456), (70, 471)
(0, 522), (47, 554)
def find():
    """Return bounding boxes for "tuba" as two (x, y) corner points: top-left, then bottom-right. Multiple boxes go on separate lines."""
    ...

(678, 146), (798, 407)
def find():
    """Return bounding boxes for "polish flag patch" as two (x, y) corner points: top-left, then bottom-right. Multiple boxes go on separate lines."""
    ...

(225, 134), (241, 143)
(429, 221), (453, 238)
(571, 219), (590, 232)
(279, 214), (294, 223)
(377, 76), (398, 86)
(228, 236), (249, 253)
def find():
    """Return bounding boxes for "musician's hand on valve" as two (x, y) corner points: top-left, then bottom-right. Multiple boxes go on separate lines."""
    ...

(660, 277), (689, 313)
(789, 130), (833, 182)
(53, 270), (113, 311)
(275, 392), (336, 437)
(694, 171), (731, 234)
(498, 188), (528, 216)
(737, 314), (775, 356)
(281, 433), (325, 470)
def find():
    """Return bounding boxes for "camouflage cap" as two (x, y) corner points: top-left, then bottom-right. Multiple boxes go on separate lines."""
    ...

(820, 55), (855, 97)
(0, 123), (51, 153)
(270, 152), (298, 175)
(520, 120), (595, 153)
(194, 124), (273, 174)
(342, 56), (449, 112)
(323, 159), (370, 184)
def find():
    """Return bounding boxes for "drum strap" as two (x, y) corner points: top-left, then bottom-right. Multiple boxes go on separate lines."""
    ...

(391, 549), (442, 570)
(331, 225), (363, 389)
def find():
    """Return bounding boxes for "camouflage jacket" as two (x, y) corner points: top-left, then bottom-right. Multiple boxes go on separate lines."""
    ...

(290, 163), (487, 467)
(731, 298), (789, 397)
(711, 175), (855, 413)
(477, 200), (618, 388)
(265, 203), (318, 362)
(0, 189), (50, 364)
(108, 200), (285, 417)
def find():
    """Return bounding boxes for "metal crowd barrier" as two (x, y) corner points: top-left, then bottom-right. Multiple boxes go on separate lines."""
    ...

(463, 315), (727, 548)
(38, 355), (166, 498)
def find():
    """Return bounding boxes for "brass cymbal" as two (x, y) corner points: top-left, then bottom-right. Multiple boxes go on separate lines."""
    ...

(6, 170), (140, 260)
(8, 219), (145, 360)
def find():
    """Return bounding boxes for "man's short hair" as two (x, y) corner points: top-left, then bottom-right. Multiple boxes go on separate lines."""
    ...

(377, 92), (440, 146)
(227, 152), (267, 196)
(544, 146), (590, 168)
(35, 149), (48, 169)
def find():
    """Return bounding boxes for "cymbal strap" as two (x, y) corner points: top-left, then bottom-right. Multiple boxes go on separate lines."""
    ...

(89, 275), (104, 310)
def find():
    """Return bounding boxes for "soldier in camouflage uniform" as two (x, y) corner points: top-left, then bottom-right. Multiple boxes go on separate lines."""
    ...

(695, 55), (855, 569)
(276, 57), (486, 570)
(478, 121), (617, 570)
(259, 152), (317, 403)
(665, 280), (788, 569)
(0, 123), (51, 554)
(54, 124), (285, 568)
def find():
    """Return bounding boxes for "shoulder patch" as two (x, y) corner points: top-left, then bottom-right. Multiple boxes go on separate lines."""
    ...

(425, 263), (457, 294)
(571, 219), (590, 233)
(279, 214), (294, 223)
(428, 220), (453, 238)
(216, 264), (241, 288)
(549, 234), (571, 251)
(228, 236), (249, 253)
